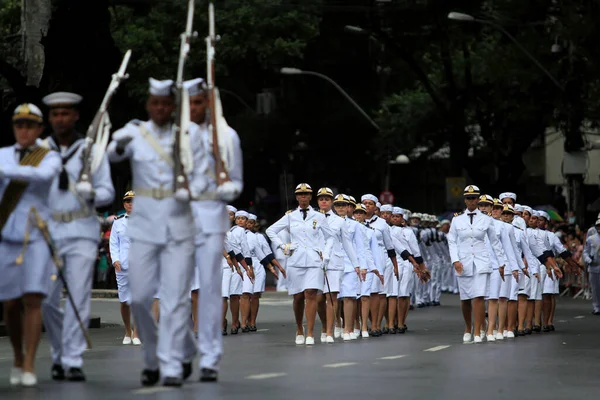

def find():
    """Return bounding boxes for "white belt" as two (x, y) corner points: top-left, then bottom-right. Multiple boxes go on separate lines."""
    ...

(134, 187), (174, 200)
(134, 187), (221, 201)
(52, 210), (93, 223)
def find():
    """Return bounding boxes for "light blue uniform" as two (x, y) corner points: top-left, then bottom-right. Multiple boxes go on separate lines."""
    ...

(109, 214), (131, 302)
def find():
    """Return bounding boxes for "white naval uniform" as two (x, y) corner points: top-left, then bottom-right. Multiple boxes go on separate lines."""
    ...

(365, 216), (401, 295)
(525, 227), (550, 301)
(190, 123), (243, 371)
(338, 217), (365, 299)
(41, 135), (115, 370)
(109, 214), (131, 302)
(357, 222), (379, 297)
(540, 230), (569, 295)
(0, 145), (61, 301)
(272, 230), (289, 291)
(322, 211), (360, 295)
(489, 219), (521, 300)
(390, 226), (412, 297)
(244, 230), (268, 294)
(513, 225), (538, 298)
(256, 232), (276, 293)
(447, 209), (507, 300)
(228, 225), (250, 296)
(266, 206), (333, 295)
(107, 119), (207, 378)
(399, 226), (421, 298)
(583, 231), (600, 313)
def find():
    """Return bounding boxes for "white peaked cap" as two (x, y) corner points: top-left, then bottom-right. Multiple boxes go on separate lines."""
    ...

(226, 205), (237, 213)
(13, 103), (43, 123)
(183, 78), (206, 96)
(595, 219), (600, 226)
(235, 210), (249, 219)
(440, 219), (450, 225)
(149, 78), (174, 96)
(380, 204), (393, 213)
(514, 204), (524, 212)
(42, 92), (82, 107)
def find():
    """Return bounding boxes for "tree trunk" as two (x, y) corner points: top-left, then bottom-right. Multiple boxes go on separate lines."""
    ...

(23, 0), (51, 87)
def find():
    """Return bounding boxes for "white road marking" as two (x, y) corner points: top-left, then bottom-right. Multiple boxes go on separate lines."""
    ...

(257, 329), (270, 332)
(424, 345), (451, 352)
(323, 362), (357, 368)
(378, 355), (407, 360)
(132, 387), (173, 394)
(574, 315), (585, 319)
(246, 372), (287, 380)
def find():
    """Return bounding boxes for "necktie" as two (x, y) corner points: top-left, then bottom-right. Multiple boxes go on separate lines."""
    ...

(325, 214), (329, 218)
(17, 148), (31, 161)
(301, 208), (308, 220)
(468, 213), (476, 224)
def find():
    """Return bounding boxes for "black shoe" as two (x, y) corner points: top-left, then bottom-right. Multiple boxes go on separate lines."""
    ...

(249, 325), (257, 332)
(532, 325), (541, 333)
(593, 311), (600, 315)
(409, 305), (414, 310)
(230, 327), (239, 335)
(182, 362), (192, 381)
(542, 326), (550, 333)
(548, 325), (555, 331)
(241, 326), (250, 333)
(194, 332), (198, 339)
(51, 364), (65, 381)
(524, 328), (532, 335)
(517, 330), (526, 336)
(382, 328), (389, 334)
(141, 369), (160, 386)
(434, 301), (441, 306)
(403, 324), (408, 331)
(163, 377), (183, 387)
(417, 303), (425, 309)
(397, 327), (406, 334)
(66, 367), (86, 381)
(389, 328), (397, 334)
(199, 368), (218, 382)
(222, 328), (228, 336)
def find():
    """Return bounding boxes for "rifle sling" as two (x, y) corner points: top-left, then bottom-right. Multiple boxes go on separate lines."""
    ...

(0, 147), (50, 235)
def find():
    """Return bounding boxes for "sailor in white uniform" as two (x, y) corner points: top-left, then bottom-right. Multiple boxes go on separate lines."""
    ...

(0, 104), (61, 387)
(583, 219), (600, 315)
(184, 78), (243, 381)
(107, 78), (208, 387)
(266, 183), (333, 345)
(447, 185), (507, 343)
(40, 92), (115, 382)
(109, 191), (141, 345)
(222, 205), (240, 334)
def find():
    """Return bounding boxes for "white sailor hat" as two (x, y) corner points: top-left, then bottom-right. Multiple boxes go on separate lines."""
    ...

(248, 213), (257, 221)
(149, 78), (174, 96)
(316, 187), (334, 198)
(538, 211), (550, 221)
(361, 194), (378, 203)
(376, 202), (381, 209)
(412, 213), (422, 219)
(521, 205), (533, 215)
(12, 103), (43, 123)
(514, 204), (524, 213)
(226, 205), (237, 213)
(295, 183), (313, 194)
(440, 219), (450, 225)
(464, 185), (480, 196)
(531, 210), (540, 218)
(392, 207), (404, 215)
(380, 204), (393, 213)
(183, 78), (206, 96)
(235, 210), (249, 219)
(499, 192), (517, 201)
(42, 92), (82, 108)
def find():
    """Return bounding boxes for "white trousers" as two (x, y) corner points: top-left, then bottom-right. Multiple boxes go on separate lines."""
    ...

(42, 238), (97, 368)
(196, 233), (226, 371)
(429, 259), (442, 302)
(129, 237), (195, 378)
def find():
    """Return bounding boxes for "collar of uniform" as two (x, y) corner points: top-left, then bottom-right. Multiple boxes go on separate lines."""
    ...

(49, 132), (84, 150)
(367, 216), (378, 223)
(297, 205), (313, 212)
(465, 208), (480, 215)
(14, 143), (38, 151)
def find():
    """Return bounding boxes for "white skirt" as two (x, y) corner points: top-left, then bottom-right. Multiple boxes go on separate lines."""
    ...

(253, 264), (266, 294)
(287, 266), (324, 296)
(222, 266), (232, 298)
(323, 270), (343, 294)
(190, 265), (200, 291)
(230, 270), (243, 296)
(457, 272), (490, 300)
(385, 264), (399, 297)
(340, 271), (359, 298)
(487, 270), (502, 300)
(499, 273), (513, 299)
(359, 273), (374, 297)
(542, 268), (558, 294)
(397, 264), (413, 297)
(509, 273), (520, 301)
(530, 272), (542, 301)
(518, 272), (531, 298)
(0, 240), (52, 302)
(116, 271), (131, 303)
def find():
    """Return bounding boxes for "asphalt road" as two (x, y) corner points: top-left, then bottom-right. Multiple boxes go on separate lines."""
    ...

(0, 293), (598, 400)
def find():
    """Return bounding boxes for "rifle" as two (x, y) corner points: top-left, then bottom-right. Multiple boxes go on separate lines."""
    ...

(78, 50), (131, 185)
(172, 0), (196, 192)
(206, 1), (231, 185)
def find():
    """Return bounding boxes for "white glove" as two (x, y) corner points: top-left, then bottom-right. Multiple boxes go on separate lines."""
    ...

(75, 181), (95, 201)
(113, 131), (134, 149)
(217, 181), (239, 202)
(174, 188), (190, 202)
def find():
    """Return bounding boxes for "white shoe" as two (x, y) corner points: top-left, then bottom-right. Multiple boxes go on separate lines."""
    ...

(492, 329), (498, 336)
(474, 335), (483, 343)
(350, 332), (358, 340)
(320, 333), (327, 343)
(480, 330), (486, 338)
(9, 368), (22, 385)
(343, 333), (351, 341)
(361, 331), (370, 338)
(334, 327), (343, 338)
(295, 335), (305, 345)
(486, 334), (496, 342)
(463, 333), (473, 343)
(353, 329), (360, 336)
(503, 330), (509, 338)
(507, 331), (515, 338)
(495, 332), (504, 340)
(21, 372), (37, 387)
(305, 336), (315, 345)
(132, 338), (142, 346)
(122, 336), (132, 345)
(326, 336), (334, 343)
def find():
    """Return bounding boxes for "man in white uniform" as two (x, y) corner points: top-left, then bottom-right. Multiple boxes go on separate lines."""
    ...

(40, 92), (115, 382)
(583, 219), (600, 315)
(107, 78), (208, 387)
(109, 191), (141, 345)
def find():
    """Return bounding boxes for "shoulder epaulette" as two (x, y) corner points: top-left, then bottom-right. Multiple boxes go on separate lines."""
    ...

(285, 210), (293, 215)
(454, 211), (463, 217)
(319, 209), (325, 214)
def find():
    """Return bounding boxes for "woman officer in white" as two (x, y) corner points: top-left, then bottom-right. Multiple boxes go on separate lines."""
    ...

(266, 183), (333, 345)
(109, 190), (141, 345)
(447, 185), (507, 343)
(0, 104), (61, 386)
